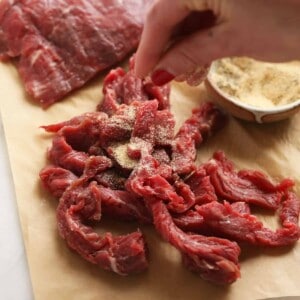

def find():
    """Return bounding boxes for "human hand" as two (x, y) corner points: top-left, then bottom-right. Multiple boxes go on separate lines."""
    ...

(135, 0), (300, 86)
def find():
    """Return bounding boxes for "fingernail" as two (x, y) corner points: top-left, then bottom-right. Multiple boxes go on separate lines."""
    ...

(151, 69), (175, 86)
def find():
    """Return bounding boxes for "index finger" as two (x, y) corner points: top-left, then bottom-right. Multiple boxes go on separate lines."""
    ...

(134, 0), (189, 78)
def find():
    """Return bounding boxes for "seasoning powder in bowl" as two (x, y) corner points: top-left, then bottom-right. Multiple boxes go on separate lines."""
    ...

(206, 57), (300, 123)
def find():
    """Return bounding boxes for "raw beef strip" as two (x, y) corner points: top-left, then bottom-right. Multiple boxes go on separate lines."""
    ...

(98, 57), (170, 115)
(39, 166), (77, 198)
(127, 154), (194, 213)
(48, 135), (90, 175)
(173, 203), (250, 234)
(0, 0), (151, 107)
(196, 194), (300, 246)
(204, 151), (294, 209)
(46, 112), (110, 175)
(184, 165), (218, 204)
(152, 148), (171, 165)
(41, 112), (108, 134)
(171, 102), (227, 174)
(100, 103), (138, 147)
(238, 169), (295, 192)
(94, 169), (126, 190)
(280, 192), (300, 228)
(150, 200), (241, 284)
(153, 110), (175, 147)
(172, 210), (205, 232)
(57, 178), (148, 275)
(98, 68), (127, 116)
(98, 187), (151, 224)
(129, 100), (158, 156)
(230, 202), (251, 215)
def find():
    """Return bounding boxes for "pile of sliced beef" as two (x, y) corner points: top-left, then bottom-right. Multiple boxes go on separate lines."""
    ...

(0, 0), (150, 107)
(39, 57), (300, 285)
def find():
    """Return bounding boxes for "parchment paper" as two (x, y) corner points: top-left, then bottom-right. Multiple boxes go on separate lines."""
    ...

(0, 60), (300, 300)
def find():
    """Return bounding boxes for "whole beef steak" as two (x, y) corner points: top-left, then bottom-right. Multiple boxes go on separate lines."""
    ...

(0, 0), (151, 107)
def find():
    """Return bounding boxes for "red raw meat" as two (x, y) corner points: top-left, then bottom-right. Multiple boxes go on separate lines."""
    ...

(48, 135), (89, 175)
(172, 210), (205, 232)
(83, 156), (114, 179)
(100, 102), (138, 147)
(204, 151), (294, 209)
(99, 57), (170, 115)
(143, 82), (170, 111)
(39, 59), (300, 284)
(39, 163), (152, 224)
(184, 165), (218, 204)
(99, 67), (127, 116)
(238, 169), (295, 192)
(57, 179), (148, 275)
(132, 100), (158, 144)
(152, 148), (171, 165)
(230, 202), (250, 215)
(99, 187), (151, 224)
(39, 166), (77, 198)
(44, 112), (109, 174)
(153, 110), (175, 147)
(150, 200), (241, 284)
(196, 194), (300, 246)
(95, 169), (126, 190)
(127, 154), (193, 213)
(171, 102), (227, 174)
(280, 192), (300, 227)
(172, 202), (251, 234)
(41, 112), (108, 134)
(0, 0), (151, 107)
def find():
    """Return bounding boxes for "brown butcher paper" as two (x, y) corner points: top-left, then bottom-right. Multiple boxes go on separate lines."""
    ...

(0, 60), (300, 300)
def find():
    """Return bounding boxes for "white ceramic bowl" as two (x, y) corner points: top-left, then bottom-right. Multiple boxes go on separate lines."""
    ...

(205, 62), (300, 123)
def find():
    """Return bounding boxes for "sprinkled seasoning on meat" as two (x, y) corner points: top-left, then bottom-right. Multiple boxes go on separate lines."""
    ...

(40, 56), (300, 282)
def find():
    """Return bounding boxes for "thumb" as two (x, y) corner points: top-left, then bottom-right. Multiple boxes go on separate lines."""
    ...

(151, 25), (234, 86)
